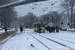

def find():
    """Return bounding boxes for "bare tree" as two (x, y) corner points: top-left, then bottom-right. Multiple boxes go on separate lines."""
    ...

(0, 0), (18, 28)
(61, 0), (75, 28)
(39, 11), (60, 26)
(61, 0), (70, 22)
(18, 12), (37, 28)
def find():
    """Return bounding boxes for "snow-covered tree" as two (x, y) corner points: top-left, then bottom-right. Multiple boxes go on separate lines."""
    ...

(61, 0), (75, 28)
(39, 11), (60, 26)
(18, 12), (37, 28)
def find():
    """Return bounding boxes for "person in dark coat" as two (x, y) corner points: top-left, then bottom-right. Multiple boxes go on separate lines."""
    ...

(4, 27), (7, 33)
(56, 26), (59, 32)
(49, 27), (52, 33)
(46, 26), (50, 31)
(20, 26), (23, 33)
(52, 27), (55, 32)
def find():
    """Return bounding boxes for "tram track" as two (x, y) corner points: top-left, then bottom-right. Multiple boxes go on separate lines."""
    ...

(49, 33), (75, 40)
(28, 32), (50, 50)
(67, 30), (75, 32)
(41, 34), (75, 44)
(32, 33), (73, 50)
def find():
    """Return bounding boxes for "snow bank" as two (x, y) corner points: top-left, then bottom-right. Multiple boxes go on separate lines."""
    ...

(0, 29), (16, 34)
(67, 28), (75, 31)
(0, 30), (5, 34)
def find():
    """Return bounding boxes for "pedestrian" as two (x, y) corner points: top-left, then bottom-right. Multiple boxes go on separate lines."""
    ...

(49, 27), (52, 33)
(52, 26), (55, 32)
(20, 26), (23, 33)
(56, 26), (59, 32)
(4, 27), (7, 33)
(46, 26), (50, 31)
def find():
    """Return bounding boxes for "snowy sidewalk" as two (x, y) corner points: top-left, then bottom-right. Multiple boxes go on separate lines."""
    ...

(0, 31), (36, 50)
(0, 29), (15, 34)
(0, 30), (5, 34)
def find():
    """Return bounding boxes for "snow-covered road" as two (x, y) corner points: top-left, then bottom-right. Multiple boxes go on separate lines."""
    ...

(28, 32), (69, 50)
(1, 29), (75, 50)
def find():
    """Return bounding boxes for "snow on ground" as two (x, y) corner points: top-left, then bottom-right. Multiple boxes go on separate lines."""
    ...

(1, 32), (35, 50)
(1, 29), (48, 50)
(0, 29), (75, 50)
(35, 31), (75, 48)
(0, 30), (5, 34)
(67, 28), (75, 31)
(28, 32), (69, 50)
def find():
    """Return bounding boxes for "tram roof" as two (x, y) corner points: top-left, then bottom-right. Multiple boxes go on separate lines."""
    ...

(34, 22), (46, 24)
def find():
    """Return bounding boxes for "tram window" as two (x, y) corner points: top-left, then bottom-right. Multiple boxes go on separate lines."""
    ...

(40, 24), (45, 27)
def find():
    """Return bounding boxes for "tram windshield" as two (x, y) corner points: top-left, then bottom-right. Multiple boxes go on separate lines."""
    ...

(40, 24), (45, 27)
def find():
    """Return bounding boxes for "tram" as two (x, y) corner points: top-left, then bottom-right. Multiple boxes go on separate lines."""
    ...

(34, 22), (46, 33)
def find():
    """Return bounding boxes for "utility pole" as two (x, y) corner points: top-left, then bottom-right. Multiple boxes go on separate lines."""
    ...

(71, 0), (74, 29)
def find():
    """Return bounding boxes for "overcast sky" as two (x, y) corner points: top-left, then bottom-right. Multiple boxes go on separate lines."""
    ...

(14, 0), (61, 17)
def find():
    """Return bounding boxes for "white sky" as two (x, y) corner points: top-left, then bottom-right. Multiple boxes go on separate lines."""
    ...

(14, 0), (61, 17)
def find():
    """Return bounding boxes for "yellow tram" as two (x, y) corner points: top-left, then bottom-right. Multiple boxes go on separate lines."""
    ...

(34, 22), (46, 33)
